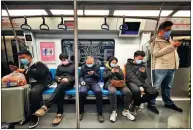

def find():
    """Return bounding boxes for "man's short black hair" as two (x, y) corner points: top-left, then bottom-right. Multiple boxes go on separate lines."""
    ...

(17, 50), (32, 57)
(158, 21), (173, 31)
(134, 50), (145, 57)
(59, 53), (68, 60)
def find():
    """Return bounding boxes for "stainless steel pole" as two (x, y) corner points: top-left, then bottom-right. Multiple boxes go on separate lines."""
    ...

(3, 2), (21, 68)
(150, 2), (164, 86)
(74, 0), (80, 129)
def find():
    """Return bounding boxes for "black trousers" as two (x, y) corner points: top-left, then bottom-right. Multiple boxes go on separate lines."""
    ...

(30, 82), (46, 114)
(45, 82), (73, 114)
(127, 82), (158, 106)
(79, 82), (103, 115)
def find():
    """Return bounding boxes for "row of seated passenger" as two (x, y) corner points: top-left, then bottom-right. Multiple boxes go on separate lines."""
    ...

(44, 67), (122, 95)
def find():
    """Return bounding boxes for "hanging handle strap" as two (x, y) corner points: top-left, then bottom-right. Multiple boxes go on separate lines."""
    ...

(40, 17), (49, 30)
(20, 17), (32, 31)
(58, 17), (67, 30)
(119, 17), (128, 31)
(101, 17), (109, 30)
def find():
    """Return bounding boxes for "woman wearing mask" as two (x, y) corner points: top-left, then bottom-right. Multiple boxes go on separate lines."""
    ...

(103, 57), (135, 122)
(35, 53), (75, 125)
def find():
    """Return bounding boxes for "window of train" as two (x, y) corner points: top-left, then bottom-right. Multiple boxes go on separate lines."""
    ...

(61, 39), (115, 67)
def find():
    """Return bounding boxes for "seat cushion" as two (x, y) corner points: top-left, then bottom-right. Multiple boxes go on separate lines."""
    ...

(43, 82), (122, 95)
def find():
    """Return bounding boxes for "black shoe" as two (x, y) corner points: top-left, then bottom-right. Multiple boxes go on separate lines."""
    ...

(165, 104), (183, 112)
(98, 114), (104, 123)
(79, 113), (83, 121)
(147, 105), (159, 114)
(29, 115), (39, 129)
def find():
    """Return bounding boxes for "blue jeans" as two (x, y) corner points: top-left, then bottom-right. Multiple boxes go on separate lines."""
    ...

(148, 69), (175, 106)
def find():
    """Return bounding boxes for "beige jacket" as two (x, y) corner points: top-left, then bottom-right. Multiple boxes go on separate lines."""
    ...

(151, 37), (179, 70)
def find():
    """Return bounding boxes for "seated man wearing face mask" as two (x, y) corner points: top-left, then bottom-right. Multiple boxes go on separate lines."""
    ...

(35, 53), (75, 125)
(79, 56), (104, 123)
(125, 51), (159, 114)
(17, 50), (50, 129)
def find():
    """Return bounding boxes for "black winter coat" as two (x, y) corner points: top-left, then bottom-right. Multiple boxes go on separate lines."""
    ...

(55, 63), (75, 85)
(103, 62), (124, 89)
(79, 64), (100, 84)
(24, 61), (50, 86)
(125, 59), (147, 87)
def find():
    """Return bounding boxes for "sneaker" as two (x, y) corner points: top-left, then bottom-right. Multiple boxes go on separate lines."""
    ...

(122, 110), (135, 121)
(110, 111), (117, 123)
(28, 115), (39, 129)
(147, 105), (159, 114)
(35, 105), (48, 117)
(52, 114), (63, 125)
(79, 113), (83, 121)
(98, 114), (104, 123)
(165, 104), (183, 112)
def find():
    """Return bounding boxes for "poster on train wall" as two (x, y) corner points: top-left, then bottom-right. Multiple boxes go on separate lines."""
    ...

(40, 42), (56, 63)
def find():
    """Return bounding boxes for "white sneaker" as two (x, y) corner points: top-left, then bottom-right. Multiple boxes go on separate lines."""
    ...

(122, 110), (135, 121)
(110, 111), (117, 122)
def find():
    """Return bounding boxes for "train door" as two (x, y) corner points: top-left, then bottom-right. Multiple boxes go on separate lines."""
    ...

(1, 35), (25, 77)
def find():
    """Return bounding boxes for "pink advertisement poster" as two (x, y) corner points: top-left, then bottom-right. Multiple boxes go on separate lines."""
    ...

(40, 42), (55, 62)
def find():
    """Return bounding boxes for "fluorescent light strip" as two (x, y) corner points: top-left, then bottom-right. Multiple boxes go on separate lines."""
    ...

(2, 10), (47, 16)
(50, 10), (83, 15)
(173, 10), (190, 17)
(114, 10), (173, 16)
(84, 10), (109, 16)
(50, 10), (109, 16)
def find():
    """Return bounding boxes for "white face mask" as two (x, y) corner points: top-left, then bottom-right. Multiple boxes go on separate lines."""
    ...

(110, 63), (117, 68)
(86, 63), (94, 68)
(136, 60), (143, 64)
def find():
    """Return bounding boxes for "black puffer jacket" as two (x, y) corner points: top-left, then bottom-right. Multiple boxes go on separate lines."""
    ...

(103, 62), (124, 90)
(24, 61), (50, 86)
(55, 62), (75, 85)
(79, 64), (100, 84)
(125, 59), (147, 87)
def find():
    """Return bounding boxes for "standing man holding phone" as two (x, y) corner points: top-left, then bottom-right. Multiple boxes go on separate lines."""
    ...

(148, 21), (183, 114)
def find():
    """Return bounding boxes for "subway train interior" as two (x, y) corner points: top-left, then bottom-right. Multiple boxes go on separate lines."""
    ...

(1, 0), (191, 129)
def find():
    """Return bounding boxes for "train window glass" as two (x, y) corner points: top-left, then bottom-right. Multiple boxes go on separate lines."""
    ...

(177, 40), (191, 68)
(61, 39), (115, 66)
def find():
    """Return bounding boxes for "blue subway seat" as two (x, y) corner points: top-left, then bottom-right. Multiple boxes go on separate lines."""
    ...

(46, 67), (122, 96)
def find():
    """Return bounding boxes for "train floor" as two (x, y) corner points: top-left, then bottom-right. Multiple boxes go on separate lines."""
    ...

(15, 100), (190, 129)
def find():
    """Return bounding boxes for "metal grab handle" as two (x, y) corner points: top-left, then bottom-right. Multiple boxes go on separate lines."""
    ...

(58, 17), (67, 30)
(40, 17), (49, 30)
(119, 17), (128, 31)
(101, 17), (109, 30)
(20, 17), (32, 31)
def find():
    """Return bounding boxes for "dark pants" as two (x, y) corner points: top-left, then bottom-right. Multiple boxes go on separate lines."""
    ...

(128, 82), (158, 106)
(108, 85), (132, 111)
(79, 82), (103, 115)
(30, 83), (46, 113)
(45, 82), (73, 114)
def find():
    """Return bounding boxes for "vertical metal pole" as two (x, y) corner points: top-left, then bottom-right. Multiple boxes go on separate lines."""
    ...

(3, 36), (9, 63)
(3, 2), (20, 68)
(74, 0), (80, 128)
(150, 2), (164, 86)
